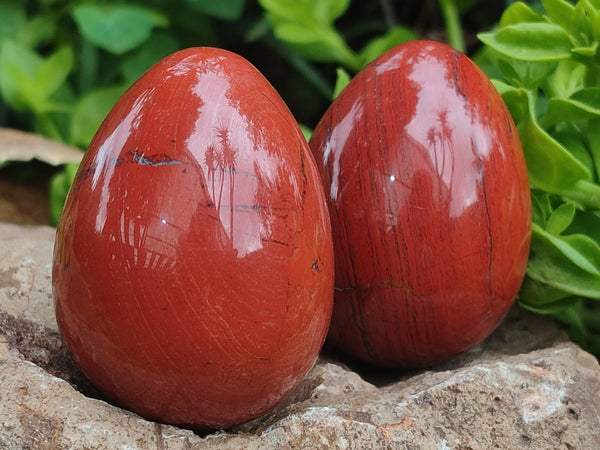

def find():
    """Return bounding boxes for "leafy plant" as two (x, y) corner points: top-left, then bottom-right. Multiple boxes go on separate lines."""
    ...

(6, 0), (478, 225)
(478, 0), (600, 355)
(257, 0), (495, 105)
(0, 0), (246, 224)
(258, 0), (417, 101)
(9, 0), (587, 355)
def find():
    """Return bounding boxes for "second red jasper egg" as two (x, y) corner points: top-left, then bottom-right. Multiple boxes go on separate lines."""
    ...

(309, 40), (531, 368)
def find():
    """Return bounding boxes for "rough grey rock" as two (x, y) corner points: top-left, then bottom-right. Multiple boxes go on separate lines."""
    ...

(1, 221), (600, 449)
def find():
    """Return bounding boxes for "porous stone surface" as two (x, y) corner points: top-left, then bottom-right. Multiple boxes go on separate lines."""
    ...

(1, 221), (600, 449)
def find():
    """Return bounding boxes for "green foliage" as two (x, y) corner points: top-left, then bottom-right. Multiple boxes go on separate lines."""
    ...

(332, 67), (351, 99)
(439, 0), (466, 52)
(70, 86), (126, 149)
(2, 0), (436, 226)
(71, 4), (168, 55)
(259, 0), (416, 75)
(49, 162), (78, 224)
(258, 0), (362, 71)
(0, 0), (248, 224)
(0, 41), (73, 114)
(358, 26), (419, 66)
(183, 0), (246, 20)
(479, 0), (600, 356)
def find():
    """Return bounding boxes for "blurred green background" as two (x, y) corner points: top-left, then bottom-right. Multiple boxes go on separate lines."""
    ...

(0, 0), (515, 225)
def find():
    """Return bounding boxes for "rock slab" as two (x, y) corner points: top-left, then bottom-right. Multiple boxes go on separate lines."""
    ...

(1, 221), (599, 449)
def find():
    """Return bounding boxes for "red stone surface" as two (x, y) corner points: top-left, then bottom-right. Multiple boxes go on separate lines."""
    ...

(52, 48), (334, 429)
(309, 41), (531, 368)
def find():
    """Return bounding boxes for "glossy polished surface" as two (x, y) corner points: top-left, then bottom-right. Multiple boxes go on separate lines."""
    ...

(309, 41), (531, 368)
(52, 48), (334, 428)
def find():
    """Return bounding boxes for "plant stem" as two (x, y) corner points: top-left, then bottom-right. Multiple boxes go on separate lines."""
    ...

(438, 0), (465, 53)
(379, 0), (397, 29)
(268, 38), (334, 100)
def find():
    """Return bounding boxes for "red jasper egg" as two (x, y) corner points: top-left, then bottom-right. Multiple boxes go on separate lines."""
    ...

(309, 40), (531, 368)
(52, 47), (334, 429)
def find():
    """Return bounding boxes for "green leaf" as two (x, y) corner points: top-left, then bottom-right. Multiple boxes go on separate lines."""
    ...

(0, 40), (42, 111)
(299, 123), (313, 142)
(182, 0), (246, 20)
(258, 0), (305, 22)
(533, 223), (600, 276)
(0, 0), (26, 43)
(519, 276), (578, 307)
(526, 223), (600, 298)
(542, 95), (600, 126)
(276, 23), (321, 44)
(332, 67), (351, 99)
(294, 0), (350, 24)
(572, 42), (598, 56)
(499, 1), (545, 27)
(258, 0), (360, 71)
(492, 81), (529, 122)
(50, 162), (79, 225)
(520, 295), (583, 316)
(518, 92), (590, 193)
(260, 0), (349, 25)
(473, 45), (504, 80)
(572, 0), (599, 46)
(554, 306), (588, 346)
(531, 189), (553, 227)
(490, 79), (516, 96)
(496, 58), (556, 89)
(358, 26), (417, 67)
(546, 201), (577, 234)
(70, 85), (126, 148)
(587, 118), (600, 181)
(313, 0), (351, 23)
(595, 11), (600, 46)
(554, 129), (596, 181)
(542, 60), (585, 99)
(37, 46), (74, 102)
(0, 42), (73, 114)
(15, 13), (57, 48)
(0, 40), (73, 115)
(120, 32), (180, 85)
(520, 297), (593, 352)
(562, 233), (600, 274)
(274, 23), (359, 68)
(565, 208), (600, 244)
(569, 179), (600, 209)
(478, 23), (573, 61)
(71, 4), (168, 55)
(572, 87), (600, 106)
(77, 39), (99, 94)
(541, 0), (575, 34)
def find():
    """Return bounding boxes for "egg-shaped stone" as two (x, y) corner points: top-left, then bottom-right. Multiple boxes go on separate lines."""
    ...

(309, 40), (531, 368)
(52, 47), (334, 428)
